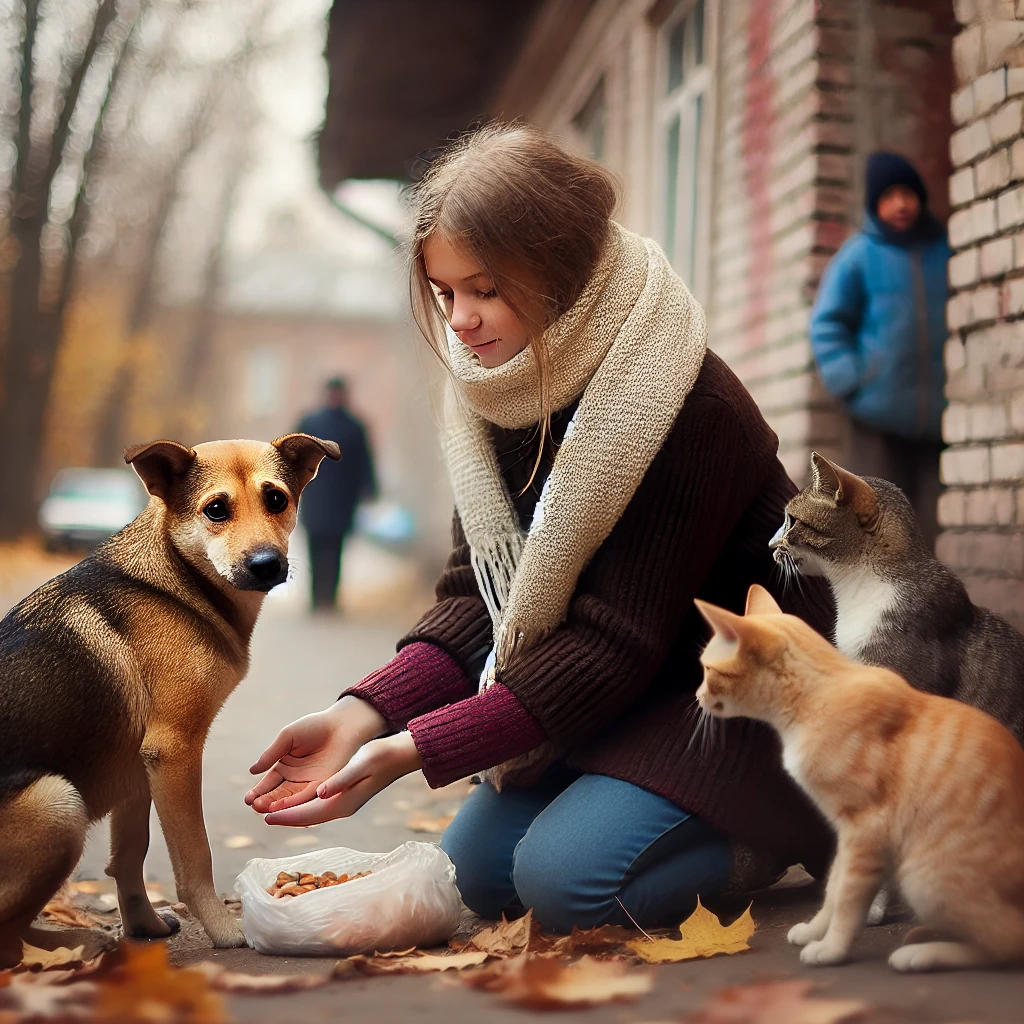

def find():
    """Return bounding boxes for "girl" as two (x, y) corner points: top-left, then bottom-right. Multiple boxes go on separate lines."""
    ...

(246, 124), (834, 932)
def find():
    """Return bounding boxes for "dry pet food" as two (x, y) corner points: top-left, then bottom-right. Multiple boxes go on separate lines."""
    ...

(266, 870), (371, 898)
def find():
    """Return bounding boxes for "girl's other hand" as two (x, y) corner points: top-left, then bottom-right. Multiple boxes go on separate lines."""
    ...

(262, 733), (423, 827)
(245, 696), (386, 813)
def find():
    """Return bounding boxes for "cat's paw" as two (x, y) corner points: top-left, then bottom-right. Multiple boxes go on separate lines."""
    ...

(799, 939), (850, 966)
(788, 922), (825, 947)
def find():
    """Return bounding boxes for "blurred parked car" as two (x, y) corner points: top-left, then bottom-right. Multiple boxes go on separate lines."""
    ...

(38, 468), (149, 551)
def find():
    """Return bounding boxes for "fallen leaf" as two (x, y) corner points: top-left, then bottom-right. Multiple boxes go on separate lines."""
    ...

(0, 972), (95, 1019)
(345, 950), (490, 975)
(550, 924), (635, 957)
(284, 834), (320, 848)
(93, 943), (227, 1023)
(42, 899), (99, 930)
(191, 962), (330, 994)
(404, 811), (454, 833)
(19, 943), (87, 971)
(70, 880), (106, 895)
(628, 899), (754, 964)
(455, 909), (551, 957)
(682, 979), (868, 1023)
(223, 835), (254, 849)
(460, 953), (651, 1009)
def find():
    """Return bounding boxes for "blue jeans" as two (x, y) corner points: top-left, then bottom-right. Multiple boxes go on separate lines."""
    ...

(440, 766), (733, 933)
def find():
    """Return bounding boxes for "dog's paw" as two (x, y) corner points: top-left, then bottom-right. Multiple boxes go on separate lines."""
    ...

(799, 939), (850, 966)
(787, 922), (824, 947)
(126, 910), (181, 940)
(206, 918), (246, 949)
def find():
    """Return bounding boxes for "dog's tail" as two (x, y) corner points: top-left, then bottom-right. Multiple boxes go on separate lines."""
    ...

(0, 772), (88, 964)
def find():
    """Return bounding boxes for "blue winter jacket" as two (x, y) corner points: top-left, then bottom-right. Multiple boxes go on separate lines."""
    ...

(809, 215), (950, 441)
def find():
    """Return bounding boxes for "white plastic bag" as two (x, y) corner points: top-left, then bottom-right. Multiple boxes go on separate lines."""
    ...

(234, 841), (463, 956)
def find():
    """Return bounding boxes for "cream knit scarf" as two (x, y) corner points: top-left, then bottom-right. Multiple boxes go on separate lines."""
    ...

(442, 222), (708, 698)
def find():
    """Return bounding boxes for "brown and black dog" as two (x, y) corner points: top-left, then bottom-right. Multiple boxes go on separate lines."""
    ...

(0, 434), (339, 966)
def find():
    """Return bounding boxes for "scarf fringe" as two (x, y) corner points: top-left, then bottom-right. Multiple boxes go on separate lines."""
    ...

(469, 533), (525, 634)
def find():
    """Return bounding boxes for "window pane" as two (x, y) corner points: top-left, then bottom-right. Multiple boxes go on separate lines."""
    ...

(687, 93), (703, 280)
(667, 18), (684, 93)
(693, 0), (705, 66)
(573, 78), (607, 161)
(664, 114), (680, 264)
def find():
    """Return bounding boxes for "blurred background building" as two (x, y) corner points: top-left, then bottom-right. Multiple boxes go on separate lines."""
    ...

(1, 0), (1023, 623)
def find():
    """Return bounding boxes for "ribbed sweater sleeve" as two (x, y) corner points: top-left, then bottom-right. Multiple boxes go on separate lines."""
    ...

(496, 393), (770, 749)
(344, 642), (473, 732)
(408, 683), (548, 788)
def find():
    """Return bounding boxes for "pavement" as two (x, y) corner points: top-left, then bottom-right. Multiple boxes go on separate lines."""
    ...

(2, 542), (1023, 1023)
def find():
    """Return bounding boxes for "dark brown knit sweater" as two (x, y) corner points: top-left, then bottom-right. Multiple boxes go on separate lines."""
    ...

(355, 351), (836, 876)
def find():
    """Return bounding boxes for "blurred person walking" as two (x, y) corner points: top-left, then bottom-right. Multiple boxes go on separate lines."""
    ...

(296, 378), (376, 611)
(810, 152), (950, 551)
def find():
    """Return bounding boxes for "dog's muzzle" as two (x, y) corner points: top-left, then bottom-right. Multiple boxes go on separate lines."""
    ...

(237, 549), (288, 591)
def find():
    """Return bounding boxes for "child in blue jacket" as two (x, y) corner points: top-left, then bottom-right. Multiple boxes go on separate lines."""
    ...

(810, 152), (950, 550)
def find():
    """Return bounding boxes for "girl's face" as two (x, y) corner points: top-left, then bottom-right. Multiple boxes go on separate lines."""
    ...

(422, 234), (530, 368)
(876, 185), (921, 233)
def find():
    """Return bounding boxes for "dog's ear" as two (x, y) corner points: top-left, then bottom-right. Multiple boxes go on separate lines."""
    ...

(124, 440), (196, 502)
(271, 433), (341, 495)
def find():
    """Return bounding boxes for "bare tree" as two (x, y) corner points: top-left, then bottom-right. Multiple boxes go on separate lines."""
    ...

(0, 0), (139, 538)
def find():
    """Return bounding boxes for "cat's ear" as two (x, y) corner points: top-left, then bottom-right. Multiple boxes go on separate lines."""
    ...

(745, 584), (782, 616)
(829, 463), (879, 528)
(695, 599), (743, 643)
(810, 452), (843, 501)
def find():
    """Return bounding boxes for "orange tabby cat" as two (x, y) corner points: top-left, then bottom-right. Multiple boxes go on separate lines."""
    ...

(695, 584), (1024, 972)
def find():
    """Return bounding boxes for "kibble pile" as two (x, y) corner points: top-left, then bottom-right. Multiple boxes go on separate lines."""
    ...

(265, 870), (371, 899)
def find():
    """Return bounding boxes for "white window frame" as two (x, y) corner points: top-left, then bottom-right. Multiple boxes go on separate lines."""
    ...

(653, 1), (711, 299)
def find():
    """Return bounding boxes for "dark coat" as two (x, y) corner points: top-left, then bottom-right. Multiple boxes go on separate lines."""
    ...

(296, 407), (376, 537)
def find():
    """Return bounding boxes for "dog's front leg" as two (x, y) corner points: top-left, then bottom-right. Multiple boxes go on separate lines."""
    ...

(107, 763), (181, 940)
(144, 737), (245, 948)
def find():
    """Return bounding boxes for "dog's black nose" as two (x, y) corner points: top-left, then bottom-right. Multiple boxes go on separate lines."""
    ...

(245, 550), (285, 586)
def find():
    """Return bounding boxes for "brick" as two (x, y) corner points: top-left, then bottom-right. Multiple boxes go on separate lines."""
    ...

(941, 445), (991, 484)
(953, 25), (983, 84)
(976, 149), (1012, 195)
(945, 338), (968, 373)
(973, 198), (999, 242)
(1011, 392), (1024, 432)
(990, 99), (1024, 145)
(947, 291), (972, 330)
(975, 68), (1008, 115)
(951, 120), (992, 165)
(992, 441), (1024, 480)
(939, 530), (1024, 574)
(1020, 488), (1024, 523)
(965, 486), (1016, 525)
(969, 401), (1009, 439)
(1012, 138), (1024, 180)
(953, 0), (976, 24)
(953, 85), (976, 127)
(1002, 275), (1024, 315)
(946, 359), (987, 401)
(944, 402), (970, 443)
(981, 236), (1014, 277)
(996, 185), (1024, 229)
(982, 21), (1024, 74)
(948, 208), (975, 248)
(1009, 67), (1024, 97)
(950, 247), (981, 287)
(1017, 235), (1024, 268)
(950, 166), (976, 206)
(938, 489), (967, 527)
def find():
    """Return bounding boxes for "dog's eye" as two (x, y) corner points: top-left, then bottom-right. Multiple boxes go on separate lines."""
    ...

(264, 488), (288, 514)
(203, 499), (230, 522)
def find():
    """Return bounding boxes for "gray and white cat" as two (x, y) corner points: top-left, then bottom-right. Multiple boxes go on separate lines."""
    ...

(771, 452), (1024, 922)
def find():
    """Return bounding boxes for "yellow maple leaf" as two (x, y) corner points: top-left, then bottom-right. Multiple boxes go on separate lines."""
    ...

(627, 898), (755, 964)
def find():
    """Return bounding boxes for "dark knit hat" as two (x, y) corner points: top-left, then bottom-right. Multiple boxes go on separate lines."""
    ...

(865, 151), (927, 213)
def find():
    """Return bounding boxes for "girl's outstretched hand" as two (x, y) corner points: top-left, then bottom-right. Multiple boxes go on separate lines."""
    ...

(245, 696), (386, 814)
(261, 733), (423, 827)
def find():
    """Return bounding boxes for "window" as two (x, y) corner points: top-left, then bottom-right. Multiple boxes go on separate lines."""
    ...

(244, 347), (283, 419)
(655, 1), (709, 293)
(573, 77), (607, 161)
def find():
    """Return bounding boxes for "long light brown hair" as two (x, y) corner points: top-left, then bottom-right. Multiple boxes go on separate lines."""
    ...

(406, 122), (619, 484)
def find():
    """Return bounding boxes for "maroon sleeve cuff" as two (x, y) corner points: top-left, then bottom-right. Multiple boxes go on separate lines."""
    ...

(407, 683), (549, 789)
(344, 642), (473, 732)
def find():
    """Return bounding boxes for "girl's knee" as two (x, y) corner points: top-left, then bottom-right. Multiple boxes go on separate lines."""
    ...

(441, 824), (513, 920)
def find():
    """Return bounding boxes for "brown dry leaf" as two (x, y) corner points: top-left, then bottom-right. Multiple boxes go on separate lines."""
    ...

(92, 943), (227, 1024)
(682, 979), (868, 1023)
(550, 924), (635, 957)
(18, 943), (87, 972)
(69, 880), (106, 896)
(344, 950), (490, 975)
(455, 909), (551, 957)
(191, 961), (330, 994)
(628, 899), (755, 964)
(0, 971), (95, 1020)
(404, 811), (455, 834)
(223, 835), (254, 849)
(42, 899), (100, 930)
(460, 952), (651, 1009)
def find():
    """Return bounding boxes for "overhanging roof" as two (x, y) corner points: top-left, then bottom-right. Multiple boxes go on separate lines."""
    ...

(319, 0), (543, 186)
